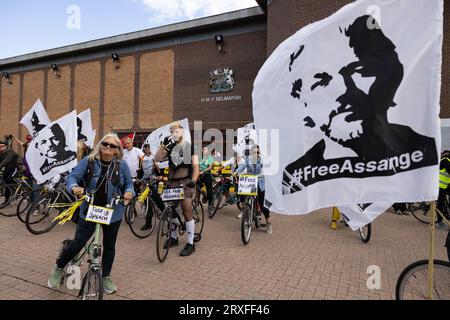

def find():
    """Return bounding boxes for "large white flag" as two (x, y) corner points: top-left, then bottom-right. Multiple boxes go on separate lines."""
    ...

(77, 109), (95, 148)
(143, 118), (191, 155)
(27, 111), (78, 184)
(20, 98), (51, 138)
(253, 0), (443, 215)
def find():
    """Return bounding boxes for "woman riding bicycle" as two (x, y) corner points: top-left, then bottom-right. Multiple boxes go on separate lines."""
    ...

(236, 145), (272, 234)
(48, 133), (134, 294)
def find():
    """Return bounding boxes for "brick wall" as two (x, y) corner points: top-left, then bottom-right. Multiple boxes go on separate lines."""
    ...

(174, 30), (267, 130)
(74, 61), (101, 134)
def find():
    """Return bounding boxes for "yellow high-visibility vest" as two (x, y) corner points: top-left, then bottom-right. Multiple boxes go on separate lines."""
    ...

(439, 157), (450, 189)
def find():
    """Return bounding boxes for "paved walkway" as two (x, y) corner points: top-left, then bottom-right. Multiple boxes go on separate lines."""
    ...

(0, 205), (448, 300)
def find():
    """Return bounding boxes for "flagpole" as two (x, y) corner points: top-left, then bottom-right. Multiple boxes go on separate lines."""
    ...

(427, 201), (436, 300)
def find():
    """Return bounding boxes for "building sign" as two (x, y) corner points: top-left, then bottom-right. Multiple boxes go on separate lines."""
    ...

(201, 95), (242, 103)
(208, 66), (235, 93)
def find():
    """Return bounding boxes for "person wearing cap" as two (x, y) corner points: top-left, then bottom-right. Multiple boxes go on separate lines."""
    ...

(0, 140), (19, 204)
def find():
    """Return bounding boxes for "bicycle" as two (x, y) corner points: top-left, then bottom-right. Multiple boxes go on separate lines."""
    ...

(406, 197), (450, 225)
(126, 178), (161, 239)
(0, 168), (33, 218)
(53, 193), (124, 300)
(358, 223), (371, 243)
(156, 181), (204, 263)
(238, 174), (260, 245)
(25, 176), (77, 235)
(210, 174), (241, 219)
(396, 208), (450, 300)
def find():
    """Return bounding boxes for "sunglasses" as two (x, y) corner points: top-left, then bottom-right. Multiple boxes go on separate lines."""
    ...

(101, 142), (119, 149)
(144, 145), (150, 149)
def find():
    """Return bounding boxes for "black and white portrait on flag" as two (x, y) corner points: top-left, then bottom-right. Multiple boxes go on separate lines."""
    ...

(27, 111), (78, 184)
(20, 98), (51, 138)
(76, 109), (95, 148)
(253, 0), (443, 215)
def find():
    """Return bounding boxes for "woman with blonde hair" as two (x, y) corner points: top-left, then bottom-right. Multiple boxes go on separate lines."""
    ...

(48, 133), (134, 294)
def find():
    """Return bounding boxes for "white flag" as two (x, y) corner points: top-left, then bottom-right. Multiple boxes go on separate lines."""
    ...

(143, 118), (191, 155)
(337, 202), (392, 230)
(27, 111), (78, 184)
(77, 109), (95, 148)
(20, 98), (51, 138)
(253, 0), (443, 215)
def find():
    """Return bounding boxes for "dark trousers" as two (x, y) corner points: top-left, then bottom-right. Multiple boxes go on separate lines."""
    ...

(3, 170), (15, 201)
(257, 188), (270, 219)
(437, 188), (448, 223)
(56, 217), (121, 277)
(199, 174), (214, 206)
(150, 184), (165, 212)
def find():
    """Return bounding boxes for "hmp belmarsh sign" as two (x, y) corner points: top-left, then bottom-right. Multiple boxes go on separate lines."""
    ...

(200, 95), (242, 103)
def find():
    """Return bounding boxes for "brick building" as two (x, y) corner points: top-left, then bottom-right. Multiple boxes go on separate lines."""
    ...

(0, 1), (448, 151)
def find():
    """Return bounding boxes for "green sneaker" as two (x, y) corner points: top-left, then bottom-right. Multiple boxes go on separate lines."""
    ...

(103, 276), (117, 294)
(48, 267), (64, 289)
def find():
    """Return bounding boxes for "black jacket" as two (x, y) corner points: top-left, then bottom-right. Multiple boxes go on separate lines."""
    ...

(0, 149), (19, 173)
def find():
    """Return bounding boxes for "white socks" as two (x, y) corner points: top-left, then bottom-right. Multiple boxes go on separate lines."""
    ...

(186, 219), (195, 245)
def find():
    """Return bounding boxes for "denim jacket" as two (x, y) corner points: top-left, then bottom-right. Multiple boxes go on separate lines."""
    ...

(236, 156), (265, 192)
(66, 156), (135, 223)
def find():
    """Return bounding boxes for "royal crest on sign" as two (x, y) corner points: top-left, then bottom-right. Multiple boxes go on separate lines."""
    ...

(208, 66), (235, 93)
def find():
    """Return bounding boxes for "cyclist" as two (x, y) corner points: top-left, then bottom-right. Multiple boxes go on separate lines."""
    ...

(0, 140), (19, 205)
(48, 133), (134, 294)
(138, 143), (165, 231)
(154, 121), (200, 257)
(198, 145), (214, 215)
(437, 154), (450, 230)
(236, 145), (272, 234)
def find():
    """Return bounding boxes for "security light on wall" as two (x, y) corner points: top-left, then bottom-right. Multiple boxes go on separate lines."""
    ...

(2, 72), (12, 85)
(215, 35), (225, 53)
(112, 53), (120, 70)
(51, 64), (61, 78)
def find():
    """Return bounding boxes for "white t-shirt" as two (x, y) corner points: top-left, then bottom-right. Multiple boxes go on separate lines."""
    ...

(123, 147), (144, 178)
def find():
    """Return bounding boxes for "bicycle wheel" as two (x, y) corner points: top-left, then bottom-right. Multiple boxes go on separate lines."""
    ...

(156, 209), (172, 263)
(124, 201), (135, 225)
(79, 268), (103, 300)
(209, 189), (223, 219)
(359, 223), (372, 243)
(0, 185), (19, 217)
(25, 194), (61, 235)
(396, 259), (450, 300)
(407, 202), (435, 224)
(241, 201), (253, 245)
(129, 197), (156, 239)
(192, 197), (204, 242)
(17, 192), (32, 223)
